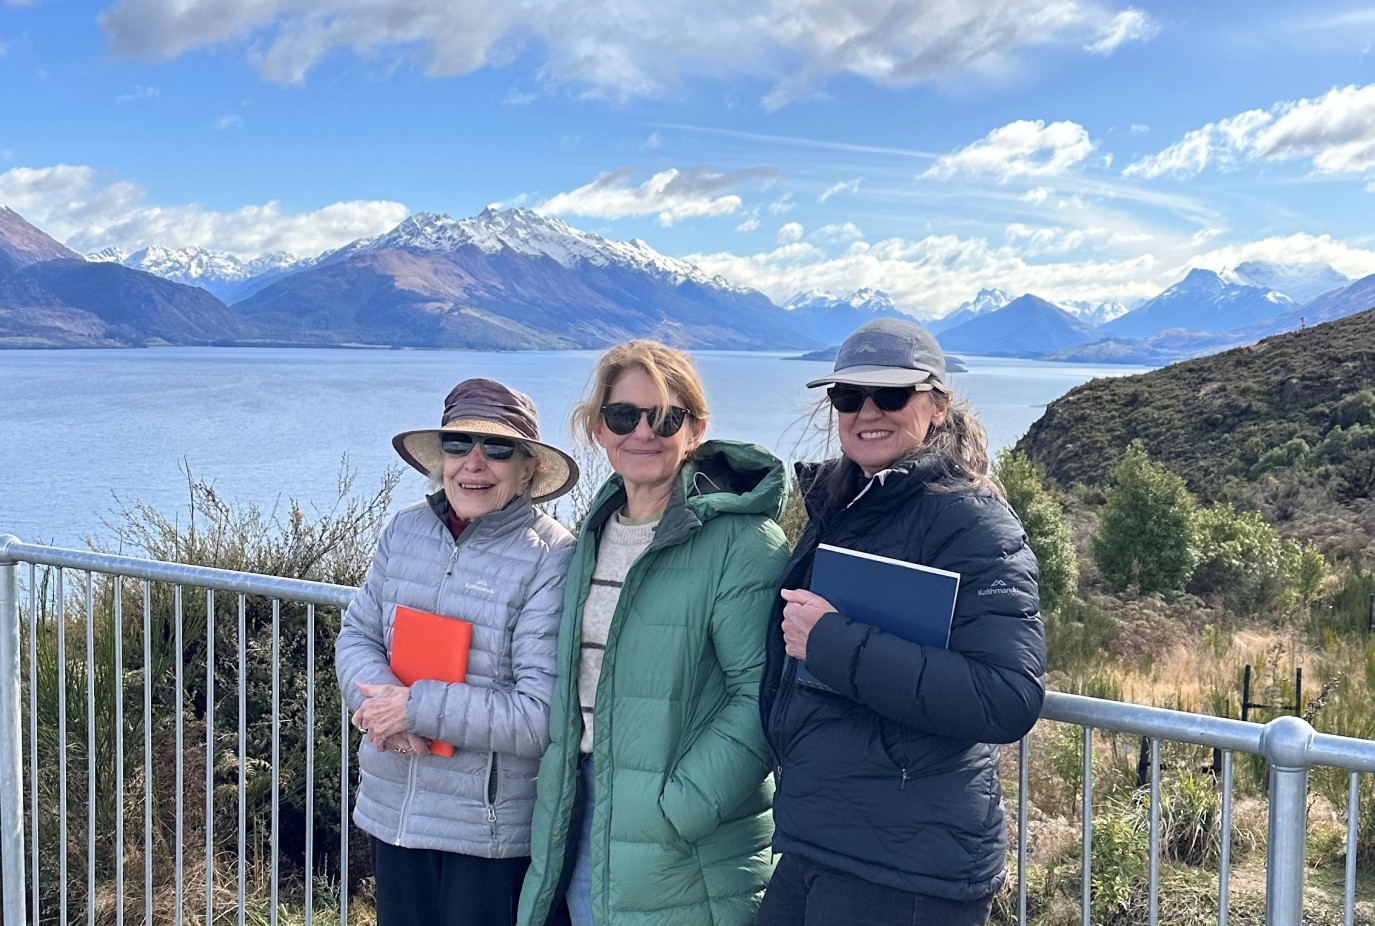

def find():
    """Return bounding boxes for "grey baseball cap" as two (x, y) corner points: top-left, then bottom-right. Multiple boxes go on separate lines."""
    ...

(805, 318), (948, 389)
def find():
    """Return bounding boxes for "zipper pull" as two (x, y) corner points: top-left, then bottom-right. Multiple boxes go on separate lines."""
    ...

(487, 806), (497, 823)
(899, 768), (909, 791)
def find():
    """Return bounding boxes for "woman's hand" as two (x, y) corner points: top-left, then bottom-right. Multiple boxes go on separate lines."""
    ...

(377, 732), (432, 757)
(352, 682), (411, 749)
(780, 588), (836, 661)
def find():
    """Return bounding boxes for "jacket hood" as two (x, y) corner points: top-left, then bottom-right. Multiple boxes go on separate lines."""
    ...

(584, 439), (787, 538)
(681, 439), (787, 522)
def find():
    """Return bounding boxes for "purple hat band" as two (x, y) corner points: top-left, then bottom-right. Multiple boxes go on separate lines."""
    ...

(442, 378), (541, 440)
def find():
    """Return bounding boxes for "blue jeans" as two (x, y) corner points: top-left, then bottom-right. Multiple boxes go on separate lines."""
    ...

(757, 853), (993, 926)
(565, 755), (596, 926)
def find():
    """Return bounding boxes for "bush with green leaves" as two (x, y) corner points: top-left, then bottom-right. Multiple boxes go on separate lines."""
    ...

(94, 461), (401, 901)
(994, 449), (1079, 615)
(1092, 443), (1200, 594)
(1189, 503), (1290, 612)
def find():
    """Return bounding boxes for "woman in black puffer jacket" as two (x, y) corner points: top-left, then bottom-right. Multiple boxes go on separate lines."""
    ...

(758, 319), (1046, 926)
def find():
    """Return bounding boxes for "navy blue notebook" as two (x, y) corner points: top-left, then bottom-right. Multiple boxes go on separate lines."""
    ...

(796, 543), (961, 692)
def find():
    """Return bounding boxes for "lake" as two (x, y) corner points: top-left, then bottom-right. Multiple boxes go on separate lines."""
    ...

(0, 347), (1151, 548)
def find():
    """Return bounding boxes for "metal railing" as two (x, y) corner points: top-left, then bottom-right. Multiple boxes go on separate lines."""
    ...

(3, 534), (1375, 925)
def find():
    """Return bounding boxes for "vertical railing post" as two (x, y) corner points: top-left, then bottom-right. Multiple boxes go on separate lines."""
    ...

(1262, 715), (1314, 926)
(0, 536), (30, 926)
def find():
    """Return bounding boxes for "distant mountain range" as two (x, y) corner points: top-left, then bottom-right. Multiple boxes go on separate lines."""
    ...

(781, 288), (916, 343)
(4, 200), (1375, 362)
(1, 206), (819, 350)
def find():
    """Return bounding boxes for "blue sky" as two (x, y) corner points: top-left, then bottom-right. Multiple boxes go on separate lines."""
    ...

(3, 0), (1375, 315)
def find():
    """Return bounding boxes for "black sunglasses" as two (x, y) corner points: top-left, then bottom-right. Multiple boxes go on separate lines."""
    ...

(599, 403), (692, 437)
(826, 384), (928, 414)
(439, 433), (529, 462)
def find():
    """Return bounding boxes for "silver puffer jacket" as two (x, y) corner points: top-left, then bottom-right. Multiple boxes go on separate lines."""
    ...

(336, 491), (575, 857)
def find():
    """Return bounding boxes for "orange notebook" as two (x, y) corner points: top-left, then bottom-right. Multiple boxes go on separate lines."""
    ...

(390, 605), (473, 758)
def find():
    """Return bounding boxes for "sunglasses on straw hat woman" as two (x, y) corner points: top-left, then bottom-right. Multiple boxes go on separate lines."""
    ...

(336, 377), (579, 926)
(756, 319), (1046, 926)
(517, 340), (790, 926)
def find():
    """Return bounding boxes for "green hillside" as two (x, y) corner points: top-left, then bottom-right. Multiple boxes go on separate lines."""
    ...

(1017, 306), (1375, 504)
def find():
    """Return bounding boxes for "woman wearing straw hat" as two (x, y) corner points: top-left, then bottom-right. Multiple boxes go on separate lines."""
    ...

(337, 377), (580, 926)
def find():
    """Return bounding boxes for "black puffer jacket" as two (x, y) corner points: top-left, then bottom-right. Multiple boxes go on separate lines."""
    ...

(760, 455), (1046, 902)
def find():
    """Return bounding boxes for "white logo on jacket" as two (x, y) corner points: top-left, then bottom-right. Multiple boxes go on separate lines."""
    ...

(464, 577), (498, 598)
(978, 579), (1017, 597)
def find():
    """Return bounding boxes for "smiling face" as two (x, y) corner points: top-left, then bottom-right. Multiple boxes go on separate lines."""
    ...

(596, 366), (705, 516)
(441, 437), (539, 520)
(838, 388), (949, 477)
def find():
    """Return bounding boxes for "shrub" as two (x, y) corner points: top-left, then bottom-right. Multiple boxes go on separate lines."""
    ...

(994, 450), (1079, 615)
(1092, 443), (1200, 594)
(1189, 503), (1289, 613)
(1335, 388), (1375, 428)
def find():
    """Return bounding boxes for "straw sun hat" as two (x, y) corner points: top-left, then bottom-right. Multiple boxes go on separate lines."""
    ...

(391, 377), (579, 503)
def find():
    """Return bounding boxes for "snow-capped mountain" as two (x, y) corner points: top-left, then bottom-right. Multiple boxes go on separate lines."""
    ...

(1056, 299), (1131, 326)
(84, 244), (305, 302)
(1, 206), (241, 347)
(782, 287), (915, 343)
(322, 207), (751, 295)
(1103, 269), (1295, 339)
(231, 208), (818, 350)
(1232, 260), (1350, 305)
(927, 288), (1012, 333)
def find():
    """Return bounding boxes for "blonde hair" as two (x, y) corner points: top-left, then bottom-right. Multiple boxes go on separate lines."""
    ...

(571, 340), (710, 446)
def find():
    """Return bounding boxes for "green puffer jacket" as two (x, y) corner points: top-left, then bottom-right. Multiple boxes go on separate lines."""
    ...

(518, 440), (790, 926)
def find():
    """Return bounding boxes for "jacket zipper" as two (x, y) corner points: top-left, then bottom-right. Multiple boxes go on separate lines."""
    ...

(483, 752), (500, 838)
(393, 749), (419, 844)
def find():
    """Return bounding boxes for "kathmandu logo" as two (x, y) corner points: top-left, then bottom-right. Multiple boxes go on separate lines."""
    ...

(978, 579), (1017, 597)
(464, 578), (498, 598)
(853, 343), (878, 353)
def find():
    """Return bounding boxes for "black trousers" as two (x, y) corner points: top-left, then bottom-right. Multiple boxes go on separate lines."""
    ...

(756, 853), (993, 926)
(371, 838), (530, 926)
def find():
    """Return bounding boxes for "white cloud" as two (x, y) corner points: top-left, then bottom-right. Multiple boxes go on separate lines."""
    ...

(776, 222), (804, 244)
(735, 216), (760, 232)
(214, 114), (244, 130)
(536, 166), (777, 226)
(1187, 233), (1375, 281)
(1125, 84), (1375, 180)
(1130, 123), (1150, 134)
(1004, 222), (1151, 256)
(684, 226), (1375, 317)
(97, 0), (1155, 106)
(0, 163), (408, 259)
(811, 222), (865, 244)
(1085, 8), (1157, 55)
(687, 231), (1166, 314)
(923, 120), (1095, 181)
(1022, 186), (1050, 204)
(768, 192), (795, 214)
(817, 177), (860, 202)
(1190, 227), (1224, 246)
(116, 84), (159, 103)
(643, 132), (662, 149)
(502, 89), (537, 106)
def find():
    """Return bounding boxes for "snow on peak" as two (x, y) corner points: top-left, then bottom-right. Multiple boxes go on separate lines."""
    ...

(86, 246), (128, 263)
(783, 289), (839, 310)
(958, 288), (1012, 315)
(844, 288), (896, 311)
(359, 207), (745, 292)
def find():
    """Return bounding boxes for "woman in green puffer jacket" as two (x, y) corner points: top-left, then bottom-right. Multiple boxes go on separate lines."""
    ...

(518, 340), (790, 926)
